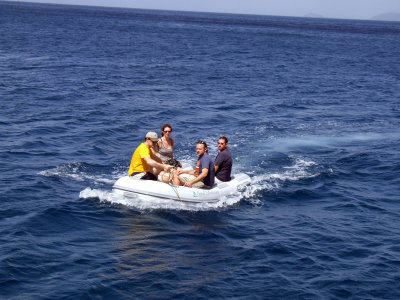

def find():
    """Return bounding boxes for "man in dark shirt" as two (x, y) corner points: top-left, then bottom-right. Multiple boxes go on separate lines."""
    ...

(214, 136), (232, 181)
(174, 141), (215, 188)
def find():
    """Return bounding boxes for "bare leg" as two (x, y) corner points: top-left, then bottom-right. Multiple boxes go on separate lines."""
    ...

(158, 171), (165, 182)
(151, 166), (163, 175)
(158, 171), (172, 183)
(172, 172), (182, 186)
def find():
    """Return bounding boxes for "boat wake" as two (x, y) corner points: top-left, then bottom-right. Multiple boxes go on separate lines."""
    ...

(79, 187), (246, 211)
(38, 162), (119, 184)
(39, 154), (326, 210)
(243, 155), (327, 196)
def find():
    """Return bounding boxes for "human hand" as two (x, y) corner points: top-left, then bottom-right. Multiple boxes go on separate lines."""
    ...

(184, 181), (193, 188)
(164, 165), (173, 172)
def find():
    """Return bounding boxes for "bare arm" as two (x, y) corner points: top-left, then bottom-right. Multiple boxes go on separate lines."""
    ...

(186, 168), (209, 187)
(214, 165), (219, 173)
(143, 157), (171, 172)
(150, 142), (161, 162)
(177, 169), (195, 176)
(171, 139), (174, 159)
(152, 153), (163, 164)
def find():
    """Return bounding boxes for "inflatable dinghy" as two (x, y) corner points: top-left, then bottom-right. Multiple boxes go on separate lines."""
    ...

(112, 173), (251, 203)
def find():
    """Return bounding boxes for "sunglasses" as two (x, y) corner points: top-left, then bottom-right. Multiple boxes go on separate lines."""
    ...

(163, 130), (172, 133)
(218, 142), (226, 145)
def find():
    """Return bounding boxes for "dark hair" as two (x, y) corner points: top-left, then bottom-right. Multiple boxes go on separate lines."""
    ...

(161, 124), (172, 137)
(165, 158), (182, 169)
(219, 136), (228, 144)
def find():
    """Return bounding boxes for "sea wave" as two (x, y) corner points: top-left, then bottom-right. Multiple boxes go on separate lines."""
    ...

(38, 162), (118, 184)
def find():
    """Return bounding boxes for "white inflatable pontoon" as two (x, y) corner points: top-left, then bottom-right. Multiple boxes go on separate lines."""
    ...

(112, 173), (251, 203)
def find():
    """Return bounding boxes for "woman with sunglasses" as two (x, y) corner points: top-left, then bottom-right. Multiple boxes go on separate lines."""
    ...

(156, 124), (174, 163)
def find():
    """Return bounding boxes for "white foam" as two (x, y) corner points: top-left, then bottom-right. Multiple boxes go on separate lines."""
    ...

(267, 133), (386, 151)
(46, 151), (323, 210)
(79, 156), (321, 210)
(79, 187), (245, 211)
(38, 162), (120, 185)
(247, 156), (321, 194)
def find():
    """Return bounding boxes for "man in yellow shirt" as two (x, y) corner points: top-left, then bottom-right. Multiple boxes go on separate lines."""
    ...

(129, 132), (172, 180)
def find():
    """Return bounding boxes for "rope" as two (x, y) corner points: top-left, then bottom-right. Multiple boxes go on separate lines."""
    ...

(168, 171), (182, 202)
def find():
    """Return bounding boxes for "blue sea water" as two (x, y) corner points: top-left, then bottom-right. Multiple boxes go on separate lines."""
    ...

(1, 1), (400, 298)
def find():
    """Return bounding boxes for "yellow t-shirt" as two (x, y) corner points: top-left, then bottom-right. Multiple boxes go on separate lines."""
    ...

(128, 143), (152, 175)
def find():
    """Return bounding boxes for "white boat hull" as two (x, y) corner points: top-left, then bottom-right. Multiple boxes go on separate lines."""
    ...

(112, 173), (251, 203)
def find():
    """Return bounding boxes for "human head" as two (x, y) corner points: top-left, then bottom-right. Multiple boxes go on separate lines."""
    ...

(165, 158), (182, 169)
(161, 124), (173, 137)
(218, 136), (228, 151)
(196, 140), (208, 156)
(145, 131), (158, 147)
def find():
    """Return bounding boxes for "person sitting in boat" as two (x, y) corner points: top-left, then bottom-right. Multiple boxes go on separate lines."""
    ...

(172, 141), (215, 188)
(128, 132), (173, 180)
(214, 136), (232, 182)
(158, 158), (182, 183)
(155, 124), (175, 163)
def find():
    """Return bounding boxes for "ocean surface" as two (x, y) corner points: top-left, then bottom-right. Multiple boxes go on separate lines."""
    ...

(1, 1), (400, 299)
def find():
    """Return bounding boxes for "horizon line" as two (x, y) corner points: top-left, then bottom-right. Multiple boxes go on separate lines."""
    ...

(3, 0), (400, 22)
